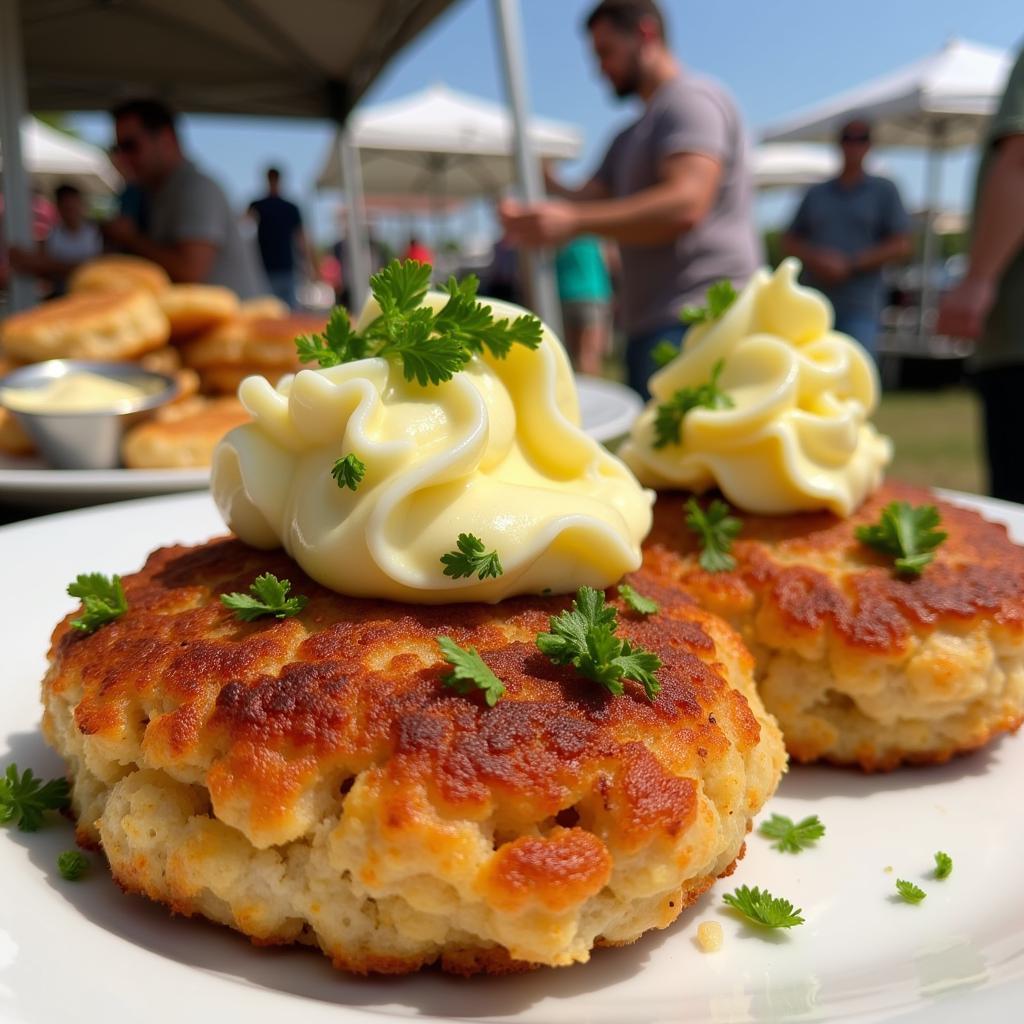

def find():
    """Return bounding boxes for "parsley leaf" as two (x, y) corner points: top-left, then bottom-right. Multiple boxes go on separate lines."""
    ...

(67, 572), (128, 634)
(220, 573), (308, 621)
(296, 259), (541, 386)
(933, 851), (953, 879)
(437, 636), (505, 706)
(855, 501), (947, 577)
(536, 586), (662, 700)
(723, 885), (804, 929)
(651, 339), (680, 368)
(57, 850), (89, 881)
(0, 764), (71, 832)
(896, 879), (927, 904)
(617, 583), (659, 615)
(758, 813), (826, 853)
(685, 498), (742, 573)
(440, 533), (503, 580)
(331, 453), (366, 491)
(295, 306), (367, 367)
(652, 359), (734, 449)
(681, 280), (738, 324)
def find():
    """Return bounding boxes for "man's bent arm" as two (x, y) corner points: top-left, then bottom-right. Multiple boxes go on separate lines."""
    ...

(964, 135), (1024, 284)
(123, 237), (217, 283)
(852, 234), (911, 274)
(570, 152), (721, 245)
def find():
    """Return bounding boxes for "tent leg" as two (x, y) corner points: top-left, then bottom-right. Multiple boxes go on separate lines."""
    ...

(337, 125), (370, 311)
(492, 0), (563, 336)
(0, 0), (36, 313)
(918, 121), (945, 342)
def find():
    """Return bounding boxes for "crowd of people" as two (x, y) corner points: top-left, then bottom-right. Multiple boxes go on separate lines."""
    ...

(0, 0), (1021, 498)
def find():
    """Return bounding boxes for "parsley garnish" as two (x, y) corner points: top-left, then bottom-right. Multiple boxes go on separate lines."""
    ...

(67, 573), (127, 634)
(933, 851), (953, 879)
(0, 764), (70, 832)
(296, 259), (541, 386)
(681, 280), (738, 325)
(617, 583), (659, 615)
(652, 359), (733, 449)
(855, 501), (947, 577)
(759, 813), (826, 853)
(437, 637), (505, 706)
(685, 498), (742, 573)
(536, 586), (662, 700)
(57, 850), (89, 881)
(896, 879), (927, 904)
(723, 885), (804, 929)
(331, 453), (366, 491)
(220, 573), (308, 621)
(651, 339), (679, 368)
(440, 533), (503, 580)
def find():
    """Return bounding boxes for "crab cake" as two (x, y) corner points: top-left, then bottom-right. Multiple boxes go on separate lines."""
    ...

(157, 285), (239, 339)
(42, 539), (784, 975)
(122, 396), (250, 468)
(642, 482), (1024, 771)
(0, 290), (170, 362)
(69, 255), (171, 296)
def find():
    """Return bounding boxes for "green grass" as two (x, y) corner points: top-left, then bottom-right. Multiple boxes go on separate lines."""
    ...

(875, 389), (985, 496)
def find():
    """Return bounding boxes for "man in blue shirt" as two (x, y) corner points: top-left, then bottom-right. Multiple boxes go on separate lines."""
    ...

(248, 167), (312, 308)
(783, 120), (910, 356)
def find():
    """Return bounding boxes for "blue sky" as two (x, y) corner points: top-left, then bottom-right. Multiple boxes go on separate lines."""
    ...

(70, 0), (1022, 244)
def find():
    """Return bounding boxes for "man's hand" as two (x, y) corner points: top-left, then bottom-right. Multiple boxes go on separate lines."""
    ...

(809, 248), (851, 285)
(936, 277), (996, 339)
(499, 199), (579, 248)
(101, 216), (142, 249)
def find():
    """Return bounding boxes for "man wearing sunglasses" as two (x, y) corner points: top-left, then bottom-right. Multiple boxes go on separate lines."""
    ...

(102, 99), (263, 297)
(783, 119), (910, 357)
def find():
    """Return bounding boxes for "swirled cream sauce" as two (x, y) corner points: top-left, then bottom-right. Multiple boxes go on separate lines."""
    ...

(211, 293), (653, 603)
(620, 259), (892, 516)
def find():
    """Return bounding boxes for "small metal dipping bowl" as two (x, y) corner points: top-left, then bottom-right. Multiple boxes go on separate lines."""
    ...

(0, 359), (179, 470)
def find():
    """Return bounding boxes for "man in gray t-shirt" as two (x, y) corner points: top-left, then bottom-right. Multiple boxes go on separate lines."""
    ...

(103, 99), (263, 298)
(500, 0), (760, 396)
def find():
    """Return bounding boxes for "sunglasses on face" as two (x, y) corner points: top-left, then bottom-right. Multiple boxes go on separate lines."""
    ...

(841, 134), (870, 144)
(114, 135), (146, 155)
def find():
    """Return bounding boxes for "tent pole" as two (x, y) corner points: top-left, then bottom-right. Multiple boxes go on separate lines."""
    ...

(918, 120), (945, 341)
(491, 0), (563, 336)
(0, 0), (36, 313)
(337, 125), (370, 311)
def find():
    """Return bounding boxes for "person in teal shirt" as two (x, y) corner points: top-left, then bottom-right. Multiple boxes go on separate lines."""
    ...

(555, 235), (613, 375)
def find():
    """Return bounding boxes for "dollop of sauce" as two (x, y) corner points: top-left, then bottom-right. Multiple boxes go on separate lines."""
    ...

(620, 259), (892, 516)
(211, 293), (652, 604)
(1, 370), (160, 413)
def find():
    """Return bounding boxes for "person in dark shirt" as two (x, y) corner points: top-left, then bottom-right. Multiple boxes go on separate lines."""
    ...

(248, 167), (313, 308)
(783, 120), (911, 357)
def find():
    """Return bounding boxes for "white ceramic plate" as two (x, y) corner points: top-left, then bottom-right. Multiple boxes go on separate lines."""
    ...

(0, 377), (639, 511)
(2, 491), (1022, 1024)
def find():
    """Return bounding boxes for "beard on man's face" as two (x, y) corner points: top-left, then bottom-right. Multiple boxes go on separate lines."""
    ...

(610, 53), (642, 99)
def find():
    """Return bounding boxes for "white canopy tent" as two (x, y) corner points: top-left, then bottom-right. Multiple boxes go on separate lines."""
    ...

(1, 0), (562, 328)
(316, 83), (583, 197)
(1, 118), (120, 197)
(761, 38), (1013, 331)
(752, 143), (839, 191)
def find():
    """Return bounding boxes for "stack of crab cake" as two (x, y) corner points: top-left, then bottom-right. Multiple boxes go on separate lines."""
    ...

(41, 268), (787, 976)
(621, 260), (1024, 771)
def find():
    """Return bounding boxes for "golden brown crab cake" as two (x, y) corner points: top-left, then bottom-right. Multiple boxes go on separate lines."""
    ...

(157, 284), (239, 339)
(41, 539), (784, 975)
(642, 481), (1024, 771)
(69, 254), (171, 296)
(121, 396), (250, 468)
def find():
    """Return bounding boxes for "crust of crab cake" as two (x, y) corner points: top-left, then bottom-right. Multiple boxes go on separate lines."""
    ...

(41, 539), (784, 975)
(643, 481), (1024, 771)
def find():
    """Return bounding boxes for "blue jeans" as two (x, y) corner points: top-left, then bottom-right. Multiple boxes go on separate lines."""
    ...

(266, 268), (299, 309)
(626, 323), (688, 400)
(832, 306), (879, 358)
